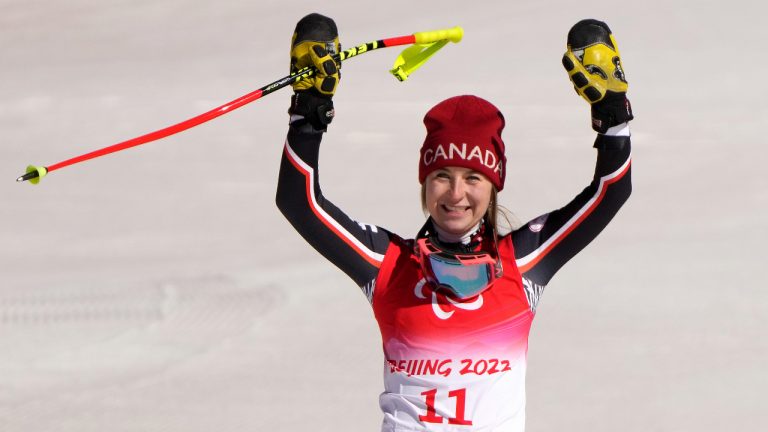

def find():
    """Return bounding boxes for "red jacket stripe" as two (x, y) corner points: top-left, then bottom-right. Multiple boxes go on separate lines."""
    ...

(284, 143), (384, 268)
(516, 156), (631, 273)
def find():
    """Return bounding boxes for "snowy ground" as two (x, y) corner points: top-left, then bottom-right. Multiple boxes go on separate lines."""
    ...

(1, 1), (766, 431)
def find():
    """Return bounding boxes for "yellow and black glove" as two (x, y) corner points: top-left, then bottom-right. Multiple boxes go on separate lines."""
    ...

(288, 13), (341, 131)
(562, 19), (633, 133)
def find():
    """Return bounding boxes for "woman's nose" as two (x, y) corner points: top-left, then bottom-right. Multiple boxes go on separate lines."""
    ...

(449, 179), (465, 199)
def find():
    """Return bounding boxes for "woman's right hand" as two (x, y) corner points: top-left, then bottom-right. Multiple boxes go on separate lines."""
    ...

(288, 13), (341, 131)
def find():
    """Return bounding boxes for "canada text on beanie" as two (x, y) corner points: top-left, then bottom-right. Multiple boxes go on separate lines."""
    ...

(419, 95), (507, 191)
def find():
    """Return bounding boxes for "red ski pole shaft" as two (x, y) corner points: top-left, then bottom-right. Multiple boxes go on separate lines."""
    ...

(16, 26), (463, 184)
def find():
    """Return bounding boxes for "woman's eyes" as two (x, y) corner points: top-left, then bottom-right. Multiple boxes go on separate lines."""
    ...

(433, 172), (482, 182)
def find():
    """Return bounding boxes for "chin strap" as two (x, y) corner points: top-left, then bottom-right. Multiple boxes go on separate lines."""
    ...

(416, 218), (490, 253)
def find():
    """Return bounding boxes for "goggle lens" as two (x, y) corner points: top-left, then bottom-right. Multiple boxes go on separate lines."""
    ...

(424, 254), (493, 298)
(417, 238), (501, 299)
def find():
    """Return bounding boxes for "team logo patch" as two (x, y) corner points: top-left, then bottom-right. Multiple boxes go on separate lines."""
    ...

(528, 215), (548, 233)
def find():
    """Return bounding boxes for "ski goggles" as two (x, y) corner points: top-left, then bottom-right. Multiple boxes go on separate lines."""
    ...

(416, 237), (503, 300)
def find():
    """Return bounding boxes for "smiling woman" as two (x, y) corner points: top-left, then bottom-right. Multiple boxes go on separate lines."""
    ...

(424, 166), (494, 234)
(275, 13), (632, 432)
(418, 95), (505, 239)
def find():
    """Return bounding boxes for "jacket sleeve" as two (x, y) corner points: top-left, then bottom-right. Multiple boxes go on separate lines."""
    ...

(276, 126), (392, 298)
(512, 133), (632, 289)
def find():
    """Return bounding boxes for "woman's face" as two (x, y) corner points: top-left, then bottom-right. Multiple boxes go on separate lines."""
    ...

(424, 166), (493, 236)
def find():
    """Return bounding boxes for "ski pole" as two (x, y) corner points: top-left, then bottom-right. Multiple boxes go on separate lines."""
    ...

(17, 26), (463, 184)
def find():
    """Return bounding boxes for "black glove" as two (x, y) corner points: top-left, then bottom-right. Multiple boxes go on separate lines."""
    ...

(288, 13), (341, 131)
(562, 19), (633, 133)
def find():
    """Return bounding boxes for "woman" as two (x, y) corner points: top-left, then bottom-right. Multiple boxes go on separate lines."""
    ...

(276, 14), (632, 432)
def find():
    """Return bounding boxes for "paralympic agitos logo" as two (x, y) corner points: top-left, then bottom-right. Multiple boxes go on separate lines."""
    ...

(414, 278), (484, 320)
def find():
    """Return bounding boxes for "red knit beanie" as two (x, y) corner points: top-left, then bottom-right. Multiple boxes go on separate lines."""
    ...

(419, 95), (507, 191)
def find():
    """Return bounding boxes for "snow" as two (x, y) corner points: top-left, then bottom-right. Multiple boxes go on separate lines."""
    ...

(1, 0), (766, 430)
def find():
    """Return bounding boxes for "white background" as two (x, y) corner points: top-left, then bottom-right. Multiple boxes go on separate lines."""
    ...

(1, 0), (766, 430)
